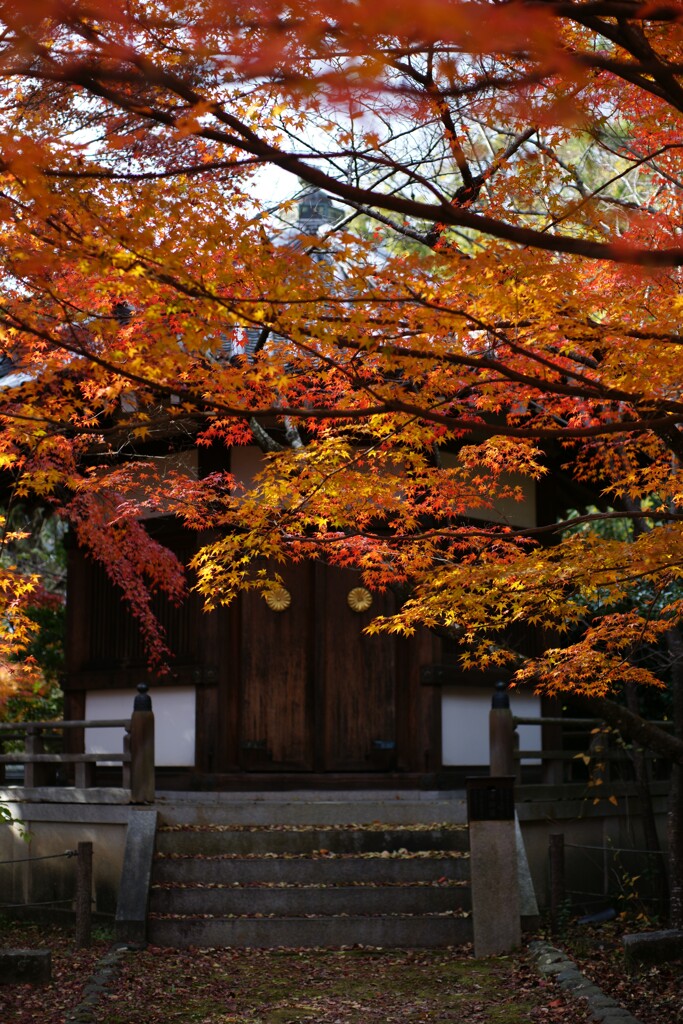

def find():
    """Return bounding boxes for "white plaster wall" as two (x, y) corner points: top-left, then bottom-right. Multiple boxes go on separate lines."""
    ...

(231, 445), (265, 490)
(0, 801), (129, 913)
(438, 455), (537, 528)
(441, 686), (541, 766)
(85, 687), (196, 767)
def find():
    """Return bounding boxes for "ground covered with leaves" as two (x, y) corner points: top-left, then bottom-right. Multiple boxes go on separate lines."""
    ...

(561, 922), (683, 1024)
(97, 945), (594, 1024)
(1, 918), (681, 1024)
(0, 920), (591, 1024)
(0, 919), (113, 1024)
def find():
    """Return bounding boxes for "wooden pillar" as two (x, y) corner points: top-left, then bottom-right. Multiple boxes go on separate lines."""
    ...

(24, 726), (49, 788)
(75, 841), (93, 948)
(489, 681), (515, 777)
(122, 729), (131, 789)
(74, 761), (95, 789)
(549, 832), (566, 936)
(130, 684), (155, 804)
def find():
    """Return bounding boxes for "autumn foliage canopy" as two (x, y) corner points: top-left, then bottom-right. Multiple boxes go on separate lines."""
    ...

(0, 0), (681, 701)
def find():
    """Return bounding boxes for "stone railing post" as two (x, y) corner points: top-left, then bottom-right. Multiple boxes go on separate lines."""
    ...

(129, 683), (155, 804)
(489, 681), (515, 777)
(467, 775), (521, 957)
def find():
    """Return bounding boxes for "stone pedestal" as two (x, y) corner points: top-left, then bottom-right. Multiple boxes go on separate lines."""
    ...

(0, 949), (51, 985)
(467, 776), (521, 958)
(115, 808), (158, 944)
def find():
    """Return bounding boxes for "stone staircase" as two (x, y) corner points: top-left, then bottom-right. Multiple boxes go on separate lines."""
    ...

(146, 791), (472, 948)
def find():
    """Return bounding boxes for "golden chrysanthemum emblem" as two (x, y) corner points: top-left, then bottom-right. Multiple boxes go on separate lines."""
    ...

(347, 587), (373, 613)
(264, 586), (292, 612)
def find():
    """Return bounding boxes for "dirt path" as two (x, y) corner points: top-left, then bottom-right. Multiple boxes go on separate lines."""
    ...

(0, 922), (593, 1024)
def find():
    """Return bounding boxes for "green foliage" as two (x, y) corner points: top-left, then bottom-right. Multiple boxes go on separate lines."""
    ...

(0, 508), (66, 722)
(610, 846), (663, 927)
(0, 800), (26, 837)
(21, 603), (65, 689)
(91, 923), (116, 943)
(560, 506), (681, 722)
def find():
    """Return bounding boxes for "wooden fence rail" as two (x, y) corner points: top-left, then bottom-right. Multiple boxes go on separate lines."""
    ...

(510, 714), (673, 784)
(489, 682), (672, 785)
(0, 685), (155, 803)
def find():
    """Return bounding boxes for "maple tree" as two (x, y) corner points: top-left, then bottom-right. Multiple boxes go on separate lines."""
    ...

(0, 0), (682, 913)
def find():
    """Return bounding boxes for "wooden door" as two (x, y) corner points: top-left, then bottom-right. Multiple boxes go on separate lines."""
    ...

(237, 564), (398, 773)
(238, 563), (315, 770)
(320, 569), (397, 771)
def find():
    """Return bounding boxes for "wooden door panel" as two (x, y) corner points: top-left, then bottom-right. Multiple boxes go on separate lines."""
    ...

(239, 565), (314, 770)
(322, 571), (397, 770)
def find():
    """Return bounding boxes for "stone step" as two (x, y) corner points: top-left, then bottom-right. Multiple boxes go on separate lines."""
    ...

(147, 799), (473, 949)
(155, 824), (469, 857)
(149, 882), (471, 917)
(153, 852), (470, 885)
(147, 912), (473, 949)
(155, 793), (467, 828)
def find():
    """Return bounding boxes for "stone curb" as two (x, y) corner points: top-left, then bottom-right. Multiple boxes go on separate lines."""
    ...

(528, 940), (645, 1024)
(64, 943), (135, 1024)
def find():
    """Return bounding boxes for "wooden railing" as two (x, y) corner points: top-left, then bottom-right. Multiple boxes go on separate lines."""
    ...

(0, 686), (155, 803)
(512, 714), (672, 785)
(0, 719), (130, 788)
(489, 684), (671, 785)
(513, 715), (611, 784)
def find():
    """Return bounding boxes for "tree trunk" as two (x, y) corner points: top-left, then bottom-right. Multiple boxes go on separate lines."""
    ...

(624, 681), (668, 916)
(578, 685), (683, 925)
(666, 628), (683, 929)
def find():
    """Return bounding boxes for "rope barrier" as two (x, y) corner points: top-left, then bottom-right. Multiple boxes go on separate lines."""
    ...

(0, 850), (76, 866)
(0, 840), (93, 946)
(0, 898), (75, 908)
(564, 842), (664, 857)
